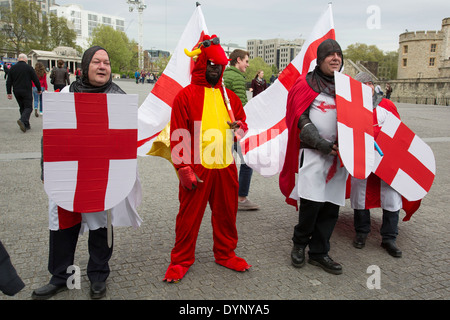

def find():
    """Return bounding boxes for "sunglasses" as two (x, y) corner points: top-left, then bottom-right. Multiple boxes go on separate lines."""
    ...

(199, 37), (220, 48)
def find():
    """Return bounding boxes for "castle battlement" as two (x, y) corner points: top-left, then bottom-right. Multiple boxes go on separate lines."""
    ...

(399, 30), (443, 42)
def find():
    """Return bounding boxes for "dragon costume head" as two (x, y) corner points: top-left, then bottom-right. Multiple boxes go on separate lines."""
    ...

(184, 34), (230, 88)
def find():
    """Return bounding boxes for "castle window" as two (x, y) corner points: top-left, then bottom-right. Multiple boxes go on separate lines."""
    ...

(429, 57), (435, 66)
(403, 45), (408, 54)
(430, 44), (436, 53)
(402, 58), (407, 67)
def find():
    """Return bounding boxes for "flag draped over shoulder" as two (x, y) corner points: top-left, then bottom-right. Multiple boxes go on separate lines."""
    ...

(240, 4), (335, 177)
(137, 5), (208, 157)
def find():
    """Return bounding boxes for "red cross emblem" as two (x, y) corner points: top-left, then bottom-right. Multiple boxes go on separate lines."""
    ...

(335, 72), (374, 179)
(43, 92), (138, 213)
(373, 113), (435, 201)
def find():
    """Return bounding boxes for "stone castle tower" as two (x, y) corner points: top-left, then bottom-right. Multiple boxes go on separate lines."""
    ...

(398, 17), (450, 79)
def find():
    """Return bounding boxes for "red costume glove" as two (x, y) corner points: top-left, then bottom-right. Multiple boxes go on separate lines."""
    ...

(178, 166), (202, 190)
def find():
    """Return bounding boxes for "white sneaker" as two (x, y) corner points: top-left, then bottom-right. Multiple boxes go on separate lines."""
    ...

(238, 198), (259, 211)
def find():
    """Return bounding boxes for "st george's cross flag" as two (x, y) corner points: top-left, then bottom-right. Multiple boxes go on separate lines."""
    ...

(335, 71), (375, 179)
(240, 4), (336, 177)
(137, 5), (208, 157)
(43, 92), (138, 213)
(373, 112), (436, 202)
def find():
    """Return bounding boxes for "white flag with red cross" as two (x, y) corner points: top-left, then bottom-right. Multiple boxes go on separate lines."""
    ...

(137, 5), (208, 156)
(335, 71), (375, 179)
(373, 112), (436, 201)
(240, 3), (336, 177)
(43, 92), (138, 213)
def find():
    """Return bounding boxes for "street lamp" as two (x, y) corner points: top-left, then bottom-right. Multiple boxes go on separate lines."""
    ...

(127, 0), (147, 70)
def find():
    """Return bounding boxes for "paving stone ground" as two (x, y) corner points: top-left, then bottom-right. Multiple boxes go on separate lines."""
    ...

(0, 75), (448, 313)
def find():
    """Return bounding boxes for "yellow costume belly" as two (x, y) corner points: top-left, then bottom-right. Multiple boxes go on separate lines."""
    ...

(200, 88), (233, 169)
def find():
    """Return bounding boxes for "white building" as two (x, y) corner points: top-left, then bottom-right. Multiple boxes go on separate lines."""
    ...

(49, 4), (125, 49)
(247, 38), (304, 71)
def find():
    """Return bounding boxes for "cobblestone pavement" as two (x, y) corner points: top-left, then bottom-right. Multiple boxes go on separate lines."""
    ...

(0, 76), (448, 309)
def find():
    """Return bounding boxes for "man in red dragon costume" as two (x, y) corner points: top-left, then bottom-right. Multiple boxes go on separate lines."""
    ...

(164, 34), (251, 283)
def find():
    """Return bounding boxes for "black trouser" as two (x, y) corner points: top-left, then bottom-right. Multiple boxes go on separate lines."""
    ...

(354, 209), (399, 242)
(292, 198), (339, 258)
(0, 240), (25, 296)
(14, 91), (33, 128)
(48, 223), (113, 286)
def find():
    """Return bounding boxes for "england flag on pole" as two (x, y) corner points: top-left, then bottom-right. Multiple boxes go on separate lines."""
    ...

(137, 5), (208, 156)
(241, 4), (335, 177)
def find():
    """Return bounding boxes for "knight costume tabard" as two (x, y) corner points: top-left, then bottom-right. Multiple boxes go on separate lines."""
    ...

(279, 74), (348, 208)
(164, 34), (251, 282)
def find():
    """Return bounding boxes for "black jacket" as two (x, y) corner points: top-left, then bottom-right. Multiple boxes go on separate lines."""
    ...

(6, 61), (41, 96)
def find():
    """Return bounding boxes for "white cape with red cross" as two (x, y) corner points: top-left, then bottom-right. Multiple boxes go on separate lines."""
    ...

(43, 92), (140, 214)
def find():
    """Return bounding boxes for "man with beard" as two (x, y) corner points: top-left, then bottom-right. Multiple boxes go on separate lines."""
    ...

(280, 39), (347, 275)
(163, 34), (251, 283)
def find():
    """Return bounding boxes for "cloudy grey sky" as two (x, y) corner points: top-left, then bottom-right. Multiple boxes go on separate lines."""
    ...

(56, 0), (449, 53)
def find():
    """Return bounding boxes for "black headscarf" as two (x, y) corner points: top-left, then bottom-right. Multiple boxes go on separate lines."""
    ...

(69, 46), (125, 94)
(306, 39), (343, 97)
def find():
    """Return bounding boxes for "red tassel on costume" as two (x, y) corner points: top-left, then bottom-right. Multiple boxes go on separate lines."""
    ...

(326, 156), (338, 183)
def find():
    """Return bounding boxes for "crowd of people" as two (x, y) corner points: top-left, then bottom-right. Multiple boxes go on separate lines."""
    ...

(2, 37), (404, 300)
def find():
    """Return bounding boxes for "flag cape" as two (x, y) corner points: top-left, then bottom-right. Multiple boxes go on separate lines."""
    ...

(137, 5), (208, 157)
(43, 92), (138, 213)
(373, 112), (436, 202)
(241, 3), (335, 177)
(335, 71), (374, 179)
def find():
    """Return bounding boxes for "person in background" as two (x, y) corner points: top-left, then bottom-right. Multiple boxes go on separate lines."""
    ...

(33, 62), (47, 117)
(350, 72), (403, 258)
(50, 60), (70, 92)
(6, 53), (41, 132)
(223, 49), (259, 211)
(250, 70), (267, 97)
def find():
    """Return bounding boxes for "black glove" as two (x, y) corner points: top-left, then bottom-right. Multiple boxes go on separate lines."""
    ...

(300, 123), (335, 155)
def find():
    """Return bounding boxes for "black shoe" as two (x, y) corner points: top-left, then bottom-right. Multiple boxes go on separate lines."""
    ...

(90, 281), (106, 299)
(17, 120), (26, 133)
(291, 245), (306, 268)
(353, 234), (367, 249)
(381, 241), (402, 258)
(308, 256), (343, 275)
(31, 283), (67, 300)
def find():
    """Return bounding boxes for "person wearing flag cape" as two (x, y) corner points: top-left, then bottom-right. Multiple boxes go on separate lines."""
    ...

(281, 39), (347, 275)
(32, 46), (142, 300)
(350, 72), (403, 257)
(163, 34), (251, 283)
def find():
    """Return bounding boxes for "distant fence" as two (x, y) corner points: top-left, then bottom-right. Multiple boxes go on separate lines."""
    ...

(379, 79), (450, 107)
(392, 96), (450, 106)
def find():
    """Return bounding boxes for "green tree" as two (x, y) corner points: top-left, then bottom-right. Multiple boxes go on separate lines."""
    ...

(47, 13), (78, 50)
(89, 24), (137, 74)
(154, 54), (171, 77)
(344, 42), (398, 80)
(245, 57), (273, 83)
(0, 0), (78, 54)
(0, 0), (41, 54)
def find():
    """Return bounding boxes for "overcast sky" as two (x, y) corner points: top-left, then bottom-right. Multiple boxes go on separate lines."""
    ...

(56, 0), (449, 53)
